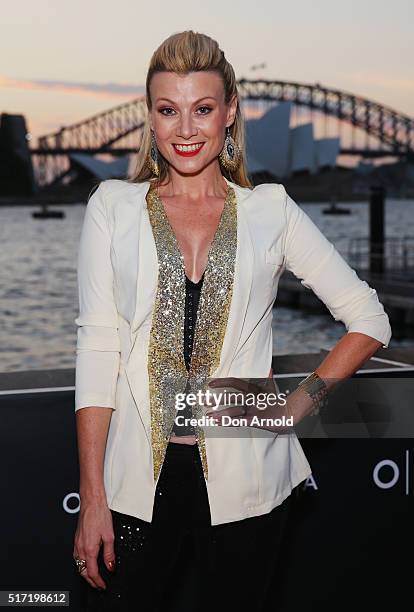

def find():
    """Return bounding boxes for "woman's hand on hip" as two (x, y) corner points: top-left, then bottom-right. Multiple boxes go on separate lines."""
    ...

(203, 375), (299, 433)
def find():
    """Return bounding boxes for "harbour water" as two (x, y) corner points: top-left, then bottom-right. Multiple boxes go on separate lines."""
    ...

(0, 198), (413, 372)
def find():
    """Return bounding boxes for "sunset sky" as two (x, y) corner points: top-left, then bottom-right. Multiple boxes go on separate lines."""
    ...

(1, 0), (413, 141)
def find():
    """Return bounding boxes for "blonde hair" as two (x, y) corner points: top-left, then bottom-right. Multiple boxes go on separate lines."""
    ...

(128, 30), (253, 189)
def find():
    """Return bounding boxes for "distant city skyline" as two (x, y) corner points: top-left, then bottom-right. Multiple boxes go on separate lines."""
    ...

(1, 0), (413, 140)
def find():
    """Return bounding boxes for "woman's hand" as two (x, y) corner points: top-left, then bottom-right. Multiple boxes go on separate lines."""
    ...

(202, 375), (291, 433)
(203, 374), (316, 433)
(73, 499), (116, 590)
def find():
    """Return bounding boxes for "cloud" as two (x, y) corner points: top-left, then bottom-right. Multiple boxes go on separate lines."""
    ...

(0, 75), (145, 98)
(343, 72), (414, 94)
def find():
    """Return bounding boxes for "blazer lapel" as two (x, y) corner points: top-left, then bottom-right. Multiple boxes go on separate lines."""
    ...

(214, 177), (255, 377)
(127, 177), (255, 366)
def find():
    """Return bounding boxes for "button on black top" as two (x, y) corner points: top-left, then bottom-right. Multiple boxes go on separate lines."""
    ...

(183, 272), (204, 371)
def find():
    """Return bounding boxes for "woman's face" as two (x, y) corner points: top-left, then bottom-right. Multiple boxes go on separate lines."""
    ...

(148, 70), (237, 176)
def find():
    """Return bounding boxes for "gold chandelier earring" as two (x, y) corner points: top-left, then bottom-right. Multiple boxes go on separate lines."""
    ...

(146, 129), (160, 177)
(218, 126), (241, 173)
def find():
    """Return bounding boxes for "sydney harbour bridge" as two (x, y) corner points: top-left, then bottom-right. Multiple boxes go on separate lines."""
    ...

(30, 78), (414, 187)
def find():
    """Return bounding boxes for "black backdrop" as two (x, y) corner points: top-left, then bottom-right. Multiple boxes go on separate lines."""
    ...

(1, 388), (411, 611)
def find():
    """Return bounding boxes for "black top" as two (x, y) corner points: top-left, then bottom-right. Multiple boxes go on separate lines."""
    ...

(183, 272), (204, 371)
(171, 272), (204, 436)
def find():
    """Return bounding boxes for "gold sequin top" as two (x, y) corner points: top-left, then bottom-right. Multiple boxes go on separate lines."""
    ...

(145, 183), (238, 483)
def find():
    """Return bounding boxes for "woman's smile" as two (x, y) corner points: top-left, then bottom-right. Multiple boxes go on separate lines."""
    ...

(172, 142), (205, 156)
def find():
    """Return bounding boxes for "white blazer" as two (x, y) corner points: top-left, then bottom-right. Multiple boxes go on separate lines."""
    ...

(74, 177), (392, 526)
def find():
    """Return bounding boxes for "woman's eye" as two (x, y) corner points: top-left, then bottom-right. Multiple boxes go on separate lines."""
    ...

(159, 107), (176, 115)
(197, 106), (212, 114)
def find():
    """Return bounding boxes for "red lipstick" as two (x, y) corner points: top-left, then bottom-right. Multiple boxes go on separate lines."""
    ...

(172, 142), (205, 157)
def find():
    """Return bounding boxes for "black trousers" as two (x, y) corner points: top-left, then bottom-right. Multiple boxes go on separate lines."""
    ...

(86, 441), (292, 612)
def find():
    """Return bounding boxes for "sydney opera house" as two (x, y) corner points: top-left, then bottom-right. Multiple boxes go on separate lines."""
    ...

(244, 101), (340, 178)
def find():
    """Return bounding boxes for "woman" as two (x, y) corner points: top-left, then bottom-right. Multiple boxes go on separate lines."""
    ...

(73, 31), (392, 611)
